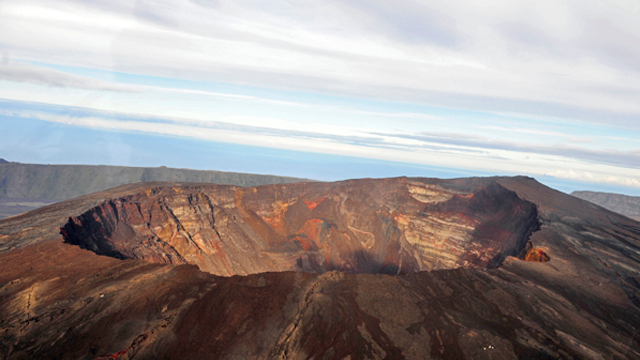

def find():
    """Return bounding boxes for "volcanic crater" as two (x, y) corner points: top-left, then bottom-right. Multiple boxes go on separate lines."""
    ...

(4, 176), (640, 359)
(60, 178), (542, 276)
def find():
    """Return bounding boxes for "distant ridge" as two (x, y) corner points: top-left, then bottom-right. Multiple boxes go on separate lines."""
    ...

(0, 160), (311, 218)
(571, 190), (640, 221)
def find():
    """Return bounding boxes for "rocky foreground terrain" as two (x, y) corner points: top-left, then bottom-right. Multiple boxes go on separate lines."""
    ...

(1, 176), (640, 359)
(572, 190), (640, 221)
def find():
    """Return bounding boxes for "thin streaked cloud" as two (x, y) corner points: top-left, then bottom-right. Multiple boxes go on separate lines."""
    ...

(2, 100), (639, 190)
(0, 63), (142, 92)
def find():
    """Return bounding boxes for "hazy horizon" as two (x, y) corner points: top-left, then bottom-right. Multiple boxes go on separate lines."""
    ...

(2, 111), (638, 197)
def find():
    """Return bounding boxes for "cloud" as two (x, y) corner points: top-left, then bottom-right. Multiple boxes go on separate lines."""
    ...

(2, 0), (640, 128)
(3, 98), (639, 190)
(375, 131), (640, 170)
(340, 0), (462, 46)
(0, 62), (141, 92)
(545, 169), (640, 189)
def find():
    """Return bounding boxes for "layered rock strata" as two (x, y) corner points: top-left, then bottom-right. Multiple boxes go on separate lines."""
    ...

(61, 179), (539, 276)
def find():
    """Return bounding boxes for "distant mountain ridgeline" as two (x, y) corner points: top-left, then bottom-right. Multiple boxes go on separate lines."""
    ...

(0, 158), (310, 218)
(571, 190), (640, 221)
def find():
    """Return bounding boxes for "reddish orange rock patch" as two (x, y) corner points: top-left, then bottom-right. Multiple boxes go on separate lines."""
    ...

(523, 246), (550, 262)
(304, 197), (326, 211)
(288, 219), (326, 251)
(260, 202), (290, 235)
(291, 235), (316, 251)
(262, 214), (286, 234)
(301, 219), (324, 242)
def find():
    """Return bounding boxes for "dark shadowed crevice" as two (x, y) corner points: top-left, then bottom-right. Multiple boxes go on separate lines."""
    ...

(62, 213), (127, 260)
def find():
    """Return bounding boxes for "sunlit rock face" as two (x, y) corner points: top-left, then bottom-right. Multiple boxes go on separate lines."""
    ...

(61, 178), (539, 276)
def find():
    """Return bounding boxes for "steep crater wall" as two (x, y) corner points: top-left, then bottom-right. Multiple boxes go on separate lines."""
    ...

(61, 179), (540, 276)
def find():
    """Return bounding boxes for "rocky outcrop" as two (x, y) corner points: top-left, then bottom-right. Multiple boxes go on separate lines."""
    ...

(518, 241), (550, 262)
(61, 179), (539, 276)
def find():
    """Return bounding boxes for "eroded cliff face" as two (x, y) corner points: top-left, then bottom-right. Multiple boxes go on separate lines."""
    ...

(61, 178), (539, 276)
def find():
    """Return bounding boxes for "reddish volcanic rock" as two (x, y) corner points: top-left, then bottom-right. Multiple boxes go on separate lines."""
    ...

(520, 242), (551, 262)
(61, 178), (539, 276)
(2, 176), (640, 359)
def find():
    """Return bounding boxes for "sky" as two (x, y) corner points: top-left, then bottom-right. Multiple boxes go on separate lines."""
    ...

(1, 0), (639, 195)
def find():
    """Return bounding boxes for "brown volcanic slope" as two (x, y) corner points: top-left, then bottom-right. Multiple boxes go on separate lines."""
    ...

(572, 190), (640, 221)
(1, 177), (640, 359)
